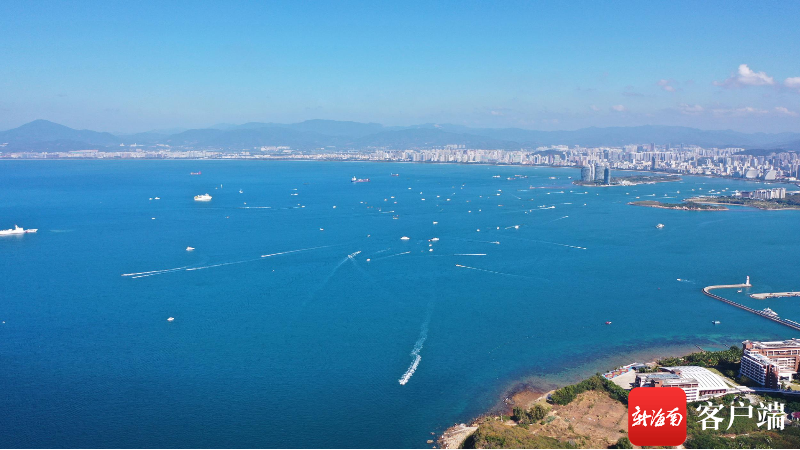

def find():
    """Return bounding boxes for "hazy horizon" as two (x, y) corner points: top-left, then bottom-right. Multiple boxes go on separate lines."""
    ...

(1, 1), (799, 134)
(5, 118), (800, 138)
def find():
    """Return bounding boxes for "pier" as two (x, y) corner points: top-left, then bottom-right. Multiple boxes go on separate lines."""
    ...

(750, 292), (800, 300)
(703, 278), (800, 332)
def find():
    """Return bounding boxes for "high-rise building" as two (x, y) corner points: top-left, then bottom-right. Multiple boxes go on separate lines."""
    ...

(594, 163), (605, 181)
(580, 165), (594, 182)
(603, 167), (611, 185)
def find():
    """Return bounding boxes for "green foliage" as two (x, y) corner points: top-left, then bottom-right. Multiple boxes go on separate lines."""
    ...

(463, 420), (573, 449)
(611, 436), (633, 449)
(513, 404), (550, 425)
(682, 395), (800, 448)
(549, 375), (628, 406)
(658, 346), (742, 369)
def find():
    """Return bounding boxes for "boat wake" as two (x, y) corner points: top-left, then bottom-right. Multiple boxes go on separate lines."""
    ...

(185, 257), (262, 271)
(124, 245), (335, 279)
(532, 240), (586, 250)
(122, 265), (192, 279)
(503, 235), (586, 250)
(261, 245), (334, 258)
(399, 315), (430, 386)
(371, 250), (411, 261)
(454, 264), (531, 278)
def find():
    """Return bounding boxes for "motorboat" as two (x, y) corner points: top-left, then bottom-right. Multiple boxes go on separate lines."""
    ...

(0, 225), (37, 236)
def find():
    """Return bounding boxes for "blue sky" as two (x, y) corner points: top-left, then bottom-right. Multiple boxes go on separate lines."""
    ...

(1, 0), (799, 133)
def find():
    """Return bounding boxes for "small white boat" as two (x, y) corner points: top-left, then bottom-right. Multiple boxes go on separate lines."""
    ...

(400, 236), (410, 240)
(154, 197), (160, 200)
(186, 246), (195, 251)
(194, 194), (212, 201)
(0, 225), (37, 236)
(656, 223), (665, 229)
(712, 320), (721, 324)
(167, 317), (175, 322)
(239, 189), (243, 194)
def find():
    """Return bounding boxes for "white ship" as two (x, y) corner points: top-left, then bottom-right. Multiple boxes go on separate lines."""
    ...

(656, 223), (665, 229)
(0, 225), (38, 236)
(194, 194), (212, 201)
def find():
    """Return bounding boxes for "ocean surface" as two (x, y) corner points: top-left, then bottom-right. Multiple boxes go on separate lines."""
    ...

(2, 160), (799, 448)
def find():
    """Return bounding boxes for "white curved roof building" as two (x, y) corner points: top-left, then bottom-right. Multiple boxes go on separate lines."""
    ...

(635, 366), (730, 402)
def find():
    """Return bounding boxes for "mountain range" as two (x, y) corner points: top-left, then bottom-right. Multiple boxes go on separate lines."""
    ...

(1, 119), (799, 152)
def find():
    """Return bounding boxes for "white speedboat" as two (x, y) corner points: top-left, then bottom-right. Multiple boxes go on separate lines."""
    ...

(0, 225), (37, 236)
(656, 223), (665, 229)
(186, 246), (195, 251)
(194, 194), (212, 201)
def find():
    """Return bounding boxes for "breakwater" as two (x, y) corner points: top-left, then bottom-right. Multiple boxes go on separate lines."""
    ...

(703, 283), (800, 332)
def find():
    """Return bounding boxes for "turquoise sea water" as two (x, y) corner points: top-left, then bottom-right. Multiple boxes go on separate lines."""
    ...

(1, 160), (799, 448)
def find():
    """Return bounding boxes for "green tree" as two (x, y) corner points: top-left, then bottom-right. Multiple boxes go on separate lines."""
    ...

(612, 436), (633, 449)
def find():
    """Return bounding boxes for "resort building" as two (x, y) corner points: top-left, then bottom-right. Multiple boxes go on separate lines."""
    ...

(635, 366), (729, 402)
(739, 339), (800, 388)
(739, 187), (786, 200)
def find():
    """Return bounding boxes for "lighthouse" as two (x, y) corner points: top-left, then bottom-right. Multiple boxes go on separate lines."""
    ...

(746, 276), (751, 286)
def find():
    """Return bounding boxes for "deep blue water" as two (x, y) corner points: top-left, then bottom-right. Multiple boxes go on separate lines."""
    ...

(1, 160), (799, 448)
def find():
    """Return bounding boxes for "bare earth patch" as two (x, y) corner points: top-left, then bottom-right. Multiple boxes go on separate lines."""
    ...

(541, 390), (628, 448)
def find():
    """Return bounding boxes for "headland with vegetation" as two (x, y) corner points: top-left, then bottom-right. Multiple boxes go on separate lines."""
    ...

(440, 346), (800, 449)
(628, 200), (727, 211)
(687, 195), (800, 211)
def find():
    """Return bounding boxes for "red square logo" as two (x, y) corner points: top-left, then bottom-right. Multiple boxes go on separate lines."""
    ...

(628, 387), (687, 446)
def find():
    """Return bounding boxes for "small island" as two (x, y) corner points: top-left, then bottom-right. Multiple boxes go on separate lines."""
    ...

(628, 200), (727, 211)
(687, 194), (800, 211)
(573, 175), (681, 187)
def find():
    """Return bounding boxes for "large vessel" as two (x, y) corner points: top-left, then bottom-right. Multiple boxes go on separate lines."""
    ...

(351, 176), (370, 183)
(0, 225), (38, 236)
(194, 193), (212, 201)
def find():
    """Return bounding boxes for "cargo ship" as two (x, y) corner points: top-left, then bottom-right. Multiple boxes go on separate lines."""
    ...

(351, 176), (370, 183)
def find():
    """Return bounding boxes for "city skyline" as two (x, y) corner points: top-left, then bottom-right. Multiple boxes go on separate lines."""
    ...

(1, 1), (799, 133)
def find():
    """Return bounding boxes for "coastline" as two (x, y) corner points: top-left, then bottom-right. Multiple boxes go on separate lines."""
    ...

(686, 197), (800, 211)
(628, 200), (728, 211)
(437, 342), (701, 449)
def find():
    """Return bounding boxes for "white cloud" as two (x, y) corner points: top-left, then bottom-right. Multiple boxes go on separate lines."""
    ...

(611, 104), (626, 112)
(490, 110), (503, 116)
(714, 64), (775, 88)
(775, 106), (799, 117)
(589, 105), (600, 111)
(657, 79), (676, 92)
(679, 103), (704, 115)
(785, 77), (800, 92)
(711, 106), (769, 116)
